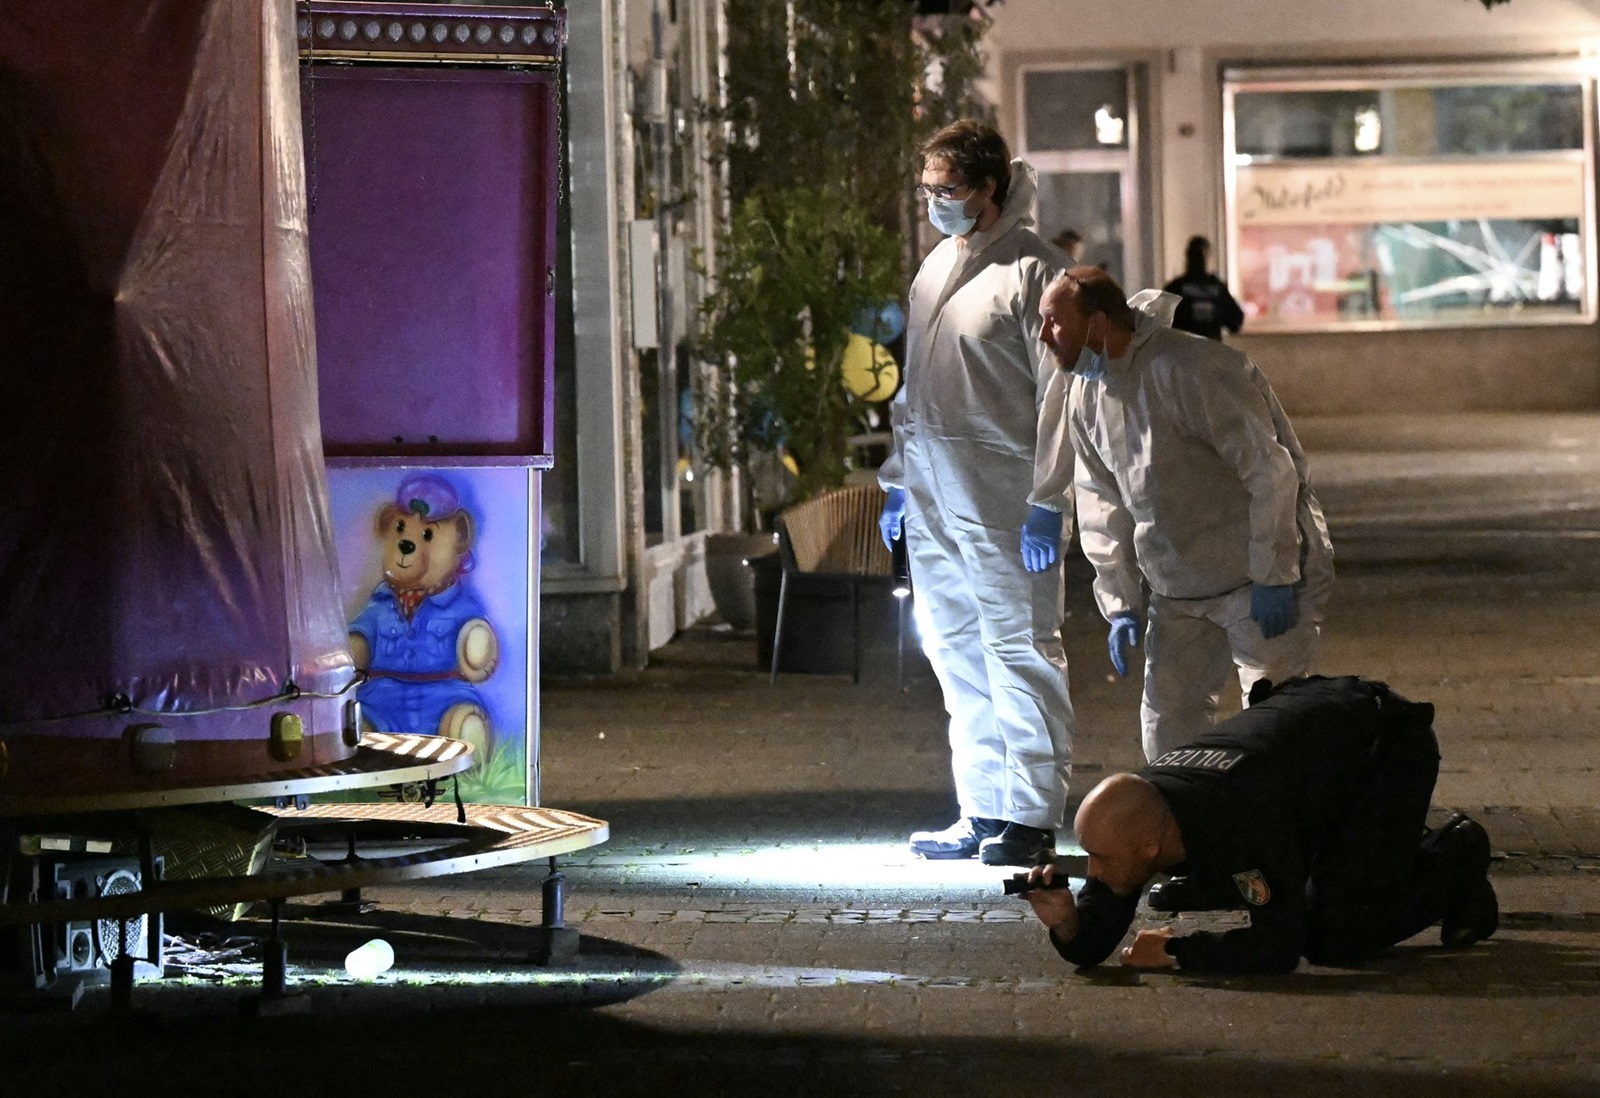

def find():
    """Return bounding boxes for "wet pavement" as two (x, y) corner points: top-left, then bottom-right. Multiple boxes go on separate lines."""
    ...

(8, 414), (1600, 1096)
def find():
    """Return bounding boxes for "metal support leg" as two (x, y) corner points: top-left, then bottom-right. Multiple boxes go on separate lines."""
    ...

(769, 570), (790, 684)
(245, 897), (308, 1015)
(850, 583), (861, 685)
(541, 859), (565, 930)
(896, 592), (908, 692)
(109, 916), (134, 1012)
(531, 856), (578, 964)
(134, 816), (164, 978)
(318, 827), (375, 915)
(262, 900), (288, 997)
(340, 828), (363, 907)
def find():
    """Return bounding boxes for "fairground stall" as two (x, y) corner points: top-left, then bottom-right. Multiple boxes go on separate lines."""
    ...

(0, 0), (603, 1007)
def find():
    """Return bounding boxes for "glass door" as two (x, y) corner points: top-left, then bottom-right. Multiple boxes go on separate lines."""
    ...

(1017, 64), (1147, 288)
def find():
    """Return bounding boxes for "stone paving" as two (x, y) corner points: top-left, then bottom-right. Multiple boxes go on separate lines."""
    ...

(7, 415), (1600, 1096)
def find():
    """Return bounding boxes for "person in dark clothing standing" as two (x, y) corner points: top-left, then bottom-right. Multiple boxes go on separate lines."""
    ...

(1014, 676), (1499, 974)
(1164, 235), (1245, 340)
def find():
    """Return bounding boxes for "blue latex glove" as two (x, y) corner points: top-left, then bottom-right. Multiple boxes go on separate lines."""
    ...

(1108, 613), (1142, 677)
(879, 487), (907, 550)
(1250, 583), (1299, 640)
(1020, 505), (1064, 573)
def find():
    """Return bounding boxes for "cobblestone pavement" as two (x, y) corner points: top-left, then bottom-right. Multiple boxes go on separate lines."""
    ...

(8, 415), (1600, 1096)
(358, 414), (1600, 1096)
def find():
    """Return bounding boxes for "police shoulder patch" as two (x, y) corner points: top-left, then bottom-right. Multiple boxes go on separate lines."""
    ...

(1150, 746), (1247, 772)
(1233, 869), (1271, 906)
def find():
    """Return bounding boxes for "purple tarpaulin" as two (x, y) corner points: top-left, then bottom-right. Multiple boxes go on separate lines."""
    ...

(0, 0), (356, 793)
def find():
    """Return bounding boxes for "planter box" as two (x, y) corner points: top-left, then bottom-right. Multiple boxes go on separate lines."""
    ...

(704, 533), (780, 632)
(750, 553), (914, 678)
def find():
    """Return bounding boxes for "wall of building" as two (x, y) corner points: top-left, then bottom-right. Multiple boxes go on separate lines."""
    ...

(988, 0), (1600, 413)
(544, 0), (730, 672)
(1237, 324), (1600, 413)
(540, 0), (637, 675)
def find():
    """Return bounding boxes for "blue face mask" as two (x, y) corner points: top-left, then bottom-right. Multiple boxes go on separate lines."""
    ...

(928, 194), (977, 237)
(1073, 319), (1109, 379)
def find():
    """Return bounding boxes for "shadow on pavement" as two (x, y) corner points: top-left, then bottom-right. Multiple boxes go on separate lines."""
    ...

(2, 995), (1592, 1097)
(1170, 935), (1600, 999)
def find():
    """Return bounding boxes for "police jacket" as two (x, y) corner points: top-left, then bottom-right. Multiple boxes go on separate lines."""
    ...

(1163, 273), (1244, 341)
(1050, 676), (1435, 974)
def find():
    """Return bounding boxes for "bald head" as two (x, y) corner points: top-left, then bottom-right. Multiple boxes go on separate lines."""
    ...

(1073, 773), (1179, 896)
(1039, 267), (1137, 373)
(1052, 266), (1135, 328)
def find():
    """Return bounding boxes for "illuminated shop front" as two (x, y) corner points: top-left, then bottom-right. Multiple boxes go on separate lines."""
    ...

(989, 0), (1600, 415)
(1224, 64), (1596, 332)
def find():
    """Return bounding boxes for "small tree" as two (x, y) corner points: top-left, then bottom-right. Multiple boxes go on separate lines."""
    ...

(695, 0), (997, 516)
(696, 188), (903, 503)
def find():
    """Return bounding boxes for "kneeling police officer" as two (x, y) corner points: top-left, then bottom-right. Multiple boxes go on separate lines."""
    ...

(1017, 676), (1498, 973)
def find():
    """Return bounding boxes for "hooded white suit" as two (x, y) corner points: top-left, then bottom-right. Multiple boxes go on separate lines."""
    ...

(1070, 295), (1335, 761)
(880, 161), (1074, 829)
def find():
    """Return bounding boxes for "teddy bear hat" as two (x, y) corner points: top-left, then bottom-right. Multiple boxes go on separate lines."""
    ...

(395, 473), (462, 521)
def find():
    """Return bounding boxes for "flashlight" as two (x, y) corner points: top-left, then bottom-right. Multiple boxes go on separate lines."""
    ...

(891, 532), (911, 599)
(1002, 875), (1073, 896)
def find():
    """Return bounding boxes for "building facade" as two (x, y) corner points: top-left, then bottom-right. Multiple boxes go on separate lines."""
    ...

(545, 0), (1600, 674)
(987, 0), (1600, 413)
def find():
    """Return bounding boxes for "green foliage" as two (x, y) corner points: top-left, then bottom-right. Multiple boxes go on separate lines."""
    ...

(696, 188), (903, 502)
(696, 0), (994, 510)
(716, 0), (995, 221)
(914, 8), (999, 137)
(454, 737), (527, 804)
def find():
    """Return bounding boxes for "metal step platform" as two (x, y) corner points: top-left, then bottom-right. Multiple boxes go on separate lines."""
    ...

(0, 802), (607, 927)
(0, 731), (478, 817)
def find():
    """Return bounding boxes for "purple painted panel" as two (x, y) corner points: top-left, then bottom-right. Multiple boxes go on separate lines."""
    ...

(304, 65), (554, 457)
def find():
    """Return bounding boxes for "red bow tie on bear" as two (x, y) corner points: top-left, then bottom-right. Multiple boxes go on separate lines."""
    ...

(390, 578), (456, 622)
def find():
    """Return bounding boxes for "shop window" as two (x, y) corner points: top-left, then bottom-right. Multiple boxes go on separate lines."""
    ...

(1018, 63), (1149, 287)
(1224, 66), (1595, 331)
(1024, 68), (1130, 151)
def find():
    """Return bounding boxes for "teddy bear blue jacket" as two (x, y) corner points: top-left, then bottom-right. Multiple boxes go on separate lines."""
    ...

(349, 581), (490, 735)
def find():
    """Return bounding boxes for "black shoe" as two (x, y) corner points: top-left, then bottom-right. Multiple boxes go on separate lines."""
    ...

(978, 823), (1055, 867)
(1433, 814), (1498, 948)
(909, 817), (1004, 860)
(1146, 875), (1245, 913)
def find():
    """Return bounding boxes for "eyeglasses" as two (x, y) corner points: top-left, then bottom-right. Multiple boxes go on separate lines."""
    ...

(915, 181), (968, 201)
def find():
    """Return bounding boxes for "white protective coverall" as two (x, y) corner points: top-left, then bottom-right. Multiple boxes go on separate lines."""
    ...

(880, 161), (1074, 830)
(1070, 293), (1335, 762)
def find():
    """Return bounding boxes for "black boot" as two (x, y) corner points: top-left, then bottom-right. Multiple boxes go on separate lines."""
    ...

(1428, 813), (1498, 948)
(978, 823), (1055, 867)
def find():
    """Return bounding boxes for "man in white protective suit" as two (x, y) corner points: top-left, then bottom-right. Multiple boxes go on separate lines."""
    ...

(879, 120), (1074, 868)
(1038, 266), (1335, 765)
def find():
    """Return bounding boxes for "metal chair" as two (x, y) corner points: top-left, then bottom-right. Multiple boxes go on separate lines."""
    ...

(769, 485), (905, 685)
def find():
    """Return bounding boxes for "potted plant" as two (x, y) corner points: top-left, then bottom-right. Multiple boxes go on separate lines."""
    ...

(694, 0), (998, 508)
(695, 187), (904, 507)
(693, 0), (998, 645)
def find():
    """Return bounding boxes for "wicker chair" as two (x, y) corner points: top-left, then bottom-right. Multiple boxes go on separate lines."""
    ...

(770, 484), (906, 685)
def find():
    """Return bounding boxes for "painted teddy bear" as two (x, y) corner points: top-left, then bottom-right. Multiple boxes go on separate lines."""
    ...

(348, 474), (497, 755)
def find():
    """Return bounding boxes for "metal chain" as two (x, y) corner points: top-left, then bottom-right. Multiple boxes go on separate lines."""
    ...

(300, 0), (318, 216)
(554, 8), (566, 207)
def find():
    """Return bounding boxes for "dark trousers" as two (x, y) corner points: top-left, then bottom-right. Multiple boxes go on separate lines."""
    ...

(1302, 700), (1445, 966)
